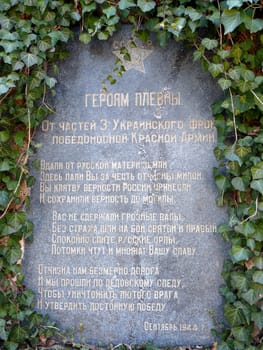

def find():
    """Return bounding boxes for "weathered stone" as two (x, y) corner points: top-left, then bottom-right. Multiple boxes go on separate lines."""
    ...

(24, 27), (226, 346)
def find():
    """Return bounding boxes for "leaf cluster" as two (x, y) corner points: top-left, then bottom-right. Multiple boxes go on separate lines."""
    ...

(0, 0), (262, 349)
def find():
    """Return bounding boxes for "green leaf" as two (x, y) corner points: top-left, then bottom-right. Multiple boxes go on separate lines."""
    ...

(228, 67), (241, 80)
(0, 159), (14, 172)
(20, 52), (39, 68)
(6, 244), (21, 265)
(226, 0), (243, 9)
(45, 76), (57, 88)
(0, 130), (10, 142)
(242, 288), (261, 305)
(0, 191), (9, 209)
(251, 179), (263, 195)
(103, 6), (116, 18)
(137, 0), (155, 12)
(232, 326), (251, 342)
(218, 78), (232, 90)
(251, 312), (263, 329)
(231, 177), (246, 191)
(253, 256), (263, 269)
(168, 17), (186, 36)
(208, 63), (224, 78)
(79, 32), (91, 45)
(13, 130), (25, 146)
(230, 272), (249, 292)
(251, 162), (263, 179)
(253, 271), (263, 285)
(201, 38), (218, 50)
(6, 212), (26, 232)
(230, 245), (251, 263)
(118, 0), (136, 10)
(235, 222), (255, 238)
(221, 9), (242, 34)
(185, 7), (202, 21)
(0, 319), (8, 341)
(217, 342), (231, 350)
(224, 304), (246, 326)
(8, 325), (28, 343)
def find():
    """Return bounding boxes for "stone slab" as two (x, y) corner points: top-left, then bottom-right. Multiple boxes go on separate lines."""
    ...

(23, 27), (226, 346)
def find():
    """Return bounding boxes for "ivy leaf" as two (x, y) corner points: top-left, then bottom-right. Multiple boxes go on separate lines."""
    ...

(201, 38), (218, 50)
(168, 17), (186, 36)
(231, 177), (246, 191)
(226, 0), (243, 9)
(252, 271), (263, 285)
(118, 0), (136, 10)
(0, 130), (10, 142)
(79, 32), (91, 45)
(185, 7), (202, 21)
(21, 52), (39, 67)
(242, 288), (261, 305)
(6, 243), (21, 265)
(251, 312), (263, 329)
(224, 304), (246, 326)
(217, 342), (231, 350)
(253, 256), (263, 269)
(0, 319), (8, 341)
(0, 191), (9, 209)
(235, 222), (255, 238)
(208, 63), (224, 78)
(137, 0), (155, 12)
(230, 245), (251, 263)
(0, 159), (14, 172)
(243, 17), (263, 33)
(232, 326), (251, 342)
(221, 9), (242, 34)
(218, 78), (232, 90)
(45, 76), (57, 88)
(230, 272), (249, 292)
(250, 179), (263, 195)
(103, 6), (116, 18)
(251, 162), (263, 179)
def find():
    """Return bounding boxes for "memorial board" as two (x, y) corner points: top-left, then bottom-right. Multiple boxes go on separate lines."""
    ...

(24, 27), (226, 346)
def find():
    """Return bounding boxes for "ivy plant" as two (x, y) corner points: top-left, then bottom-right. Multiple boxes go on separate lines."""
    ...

(0, 0), (262, 349)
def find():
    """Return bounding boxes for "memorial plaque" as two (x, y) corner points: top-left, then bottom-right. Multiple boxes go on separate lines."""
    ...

(24, 28), (226, 346)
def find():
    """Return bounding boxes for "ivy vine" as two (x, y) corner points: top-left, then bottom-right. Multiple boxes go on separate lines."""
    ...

(0, 1), (262, 349)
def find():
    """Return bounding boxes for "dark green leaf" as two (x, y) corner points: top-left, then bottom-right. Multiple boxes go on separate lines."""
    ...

(231, 272), (249, 292)
(252, 271), (263, 285)
(79, 32), (91, 45)
(235, 222), (255, 238)
(242, 288), (262, 305)
(231, 177), (246, 191)
(224, 304), (246, 326)
(201, 38), (218, 50)
(230, 245), (251, 263)
(218, 78), (232, 90)
(137, 0), (155, 12)
(0, 191), (9, 209)
(221, 9), (242, 34)
(251, 162), (263, 179)
(118, 0), (136, 10)
(251, 179), (263, 195)
(232, 326), (251, 342)
(251, 311), (263, 329)
(21, 52), (38, 68)
(0, 130), (10, 143)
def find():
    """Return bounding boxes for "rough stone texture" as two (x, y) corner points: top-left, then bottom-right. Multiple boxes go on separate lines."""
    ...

(23, 27), (226, 347)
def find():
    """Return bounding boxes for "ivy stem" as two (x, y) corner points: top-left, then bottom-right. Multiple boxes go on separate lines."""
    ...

(228, 87), (238, 145)
(216, 0), (223, 50)
(251, 89), (263, 107)
(241, 196), (258, 224)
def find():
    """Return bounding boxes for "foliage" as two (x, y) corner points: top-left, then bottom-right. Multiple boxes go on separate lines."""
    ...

(0, 0), (262, 349)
